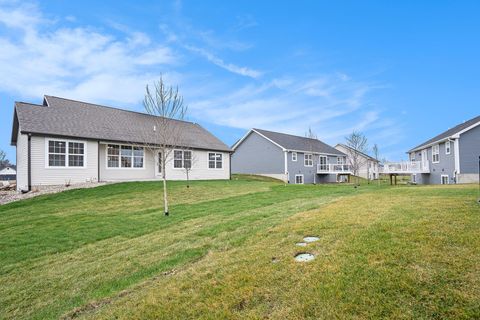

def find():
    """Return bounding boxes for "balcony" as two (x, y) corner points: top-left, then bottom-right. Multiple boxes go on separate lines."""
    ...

(380, 161), (430, 174)
(317, 164), (352, 174)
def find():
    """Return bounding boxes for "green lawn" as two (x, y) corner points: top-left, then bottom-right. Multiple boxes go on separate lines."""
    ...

(0, 176), (479, 319)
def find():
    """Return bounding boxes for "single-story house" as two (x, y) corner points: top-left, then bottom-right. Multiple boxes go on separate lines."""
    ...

(0, 166), (16, 181)
(11, 95), (232, 192)
(334, 144), (380, 180)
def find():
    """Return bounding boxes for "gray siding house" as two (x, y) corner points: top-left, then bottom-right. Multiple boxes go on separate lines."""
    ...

(391, 115), (480, 184)
(231, 129), (351, 184)
(11, 96), (232, 192)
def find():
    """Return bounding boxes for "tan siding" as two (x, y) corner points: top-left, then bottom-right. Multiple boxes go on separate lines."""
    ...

(30, 136), (98, 186)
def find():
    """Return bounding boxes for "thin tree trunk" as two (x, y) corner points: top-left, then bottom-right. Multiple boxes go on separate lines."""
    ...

(162, 176), (169, 216)
(162, 155), (169, 216)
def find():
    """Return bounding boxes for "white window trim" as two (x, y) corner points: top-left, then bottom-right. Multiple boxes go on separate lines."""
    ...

(208, 152), (224, 170)
(292, 152), (297, 162)
(45, 138), (87, 169)
(105, 144), (145, 170)
(304, 153), (313, 167)
(173, 149), (193, 170)
(445, 141), (451, 155)
(337, 156), (344, 164)
(441, 174), (449, 185)
(432, 144), (440, 163)
(295, 174), (304, 184)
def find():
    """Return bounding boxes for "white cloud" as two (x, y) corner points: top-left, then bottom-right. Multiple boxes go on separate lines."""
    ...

(0, 2), (176, 105)
(184, 45), (262, 78)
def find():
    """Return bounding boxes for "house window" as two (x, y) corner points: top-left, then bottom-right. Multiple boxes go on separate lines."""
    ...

(107, 144), (144, 168)
(107, 144), (120, 167)
(432, 145), (439, 163)
(208, 152), (223, 169)
(47, 140), (85, 167)
(445, 141), (451, 155)
(68, 142), (84, 167)
(174, 150), (193, 169)
(337, 157), (344, 164)
(292, 152), (297, 161)
(48, 140), (66, 167)
(295, 174), (304, 184)
(304, 154), (313, 167)
(441, 175), (449, 185)
(410, 153), (416, 161)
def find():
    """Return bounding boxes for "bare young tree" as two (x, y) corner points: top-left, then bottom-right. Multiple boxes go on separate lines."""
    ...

(141, 76), (188, 216)
(0, 149), (10, 169)
(345, 131), (368, 186)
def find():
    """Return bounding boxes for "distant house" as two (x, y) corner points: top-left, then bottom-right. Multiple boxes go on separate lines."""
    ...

(11, 95), (232, 192)
(381, 115), (480, 184)
(335, 144), (379, 180)
(231, 128), (351, 184)
(0, 166), (16, 181)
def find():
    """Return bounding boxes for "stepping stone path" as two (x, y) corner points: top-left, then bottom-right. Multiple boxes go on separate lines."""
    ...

(303, 236), (320, 243)
(294, 253), (315, 262)
(293, 235), (320, 262)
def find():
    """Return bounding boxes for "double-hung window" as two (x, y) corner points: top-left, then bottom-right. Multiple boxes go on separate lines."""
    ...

(208, 152), (222, 169)
(47, 140), (85, 167)
(445, 141), (451, 155)
(174, 150), (192, 168)
(304, 154), (313, 167)
(432, 145), (440, 163)
(292, 152), (297, 161)
(107, 144), (144, 168)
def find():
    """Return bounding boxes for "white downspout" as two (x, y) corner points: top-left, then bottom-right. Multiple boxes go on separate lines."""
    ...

(454, 138), (460, 183)
(284, 150), (288, 183)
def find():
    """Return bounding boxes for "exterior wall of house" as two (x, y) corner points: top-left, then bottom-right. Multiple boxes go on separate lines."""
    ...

(30, 136), (99, 187)
(99, 144), (230, 182)
(231, 131), (285, 179)
(287, 152), (341, 184)
(458, 124), (480, 183)
(334, 145), (378, 180)
(15, 129), (29, 191)
(409, 140), (456, 184)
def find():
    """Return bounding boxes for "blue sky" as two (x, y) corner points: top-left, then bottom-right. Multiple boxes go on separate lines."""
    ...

(1, 1), (479, 162)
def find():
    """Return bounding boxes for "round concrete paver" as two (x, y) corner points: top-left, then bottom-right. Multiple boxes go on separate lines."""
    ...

(303, 236), (319, 243)
(295, 242), (307, 247)
(294, 253), (315, 262)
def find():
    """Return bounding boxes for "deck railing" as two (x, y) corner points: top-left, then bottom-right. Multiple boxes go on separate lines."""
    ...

(380, 161), (430, 174)
(317, 164), (352, 174)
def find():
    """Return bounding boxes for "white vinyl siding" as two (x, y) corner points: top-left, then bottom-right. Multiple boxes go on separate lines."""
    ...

(99, 146), (230, 181)
(31, 137), (98, 186)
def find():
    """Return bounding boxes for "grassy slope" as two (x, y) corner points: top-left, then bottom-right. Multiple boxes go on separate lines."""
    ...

(0, 178), (479, 319)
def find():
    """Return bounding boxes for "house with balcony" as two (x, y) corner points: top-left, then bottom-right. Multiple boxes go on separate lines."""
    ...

(381, 114), (480, 184)
(334, 144), (380, 180)
(231, 128), (351, 184)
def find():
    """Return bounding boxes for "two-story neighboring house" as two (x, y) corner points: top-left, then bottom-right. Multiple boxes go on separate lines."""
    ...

(404, 115), (480, 184)
(231, 128), (351, 184)
(334, 144), (380, 180)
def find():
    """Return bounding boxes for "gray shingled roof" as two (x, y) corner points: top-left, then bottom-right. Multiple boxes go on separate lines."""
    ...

(12, 95), (231, 152)
(408, 114), (480, 152)
(253, 128), (345, 155)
